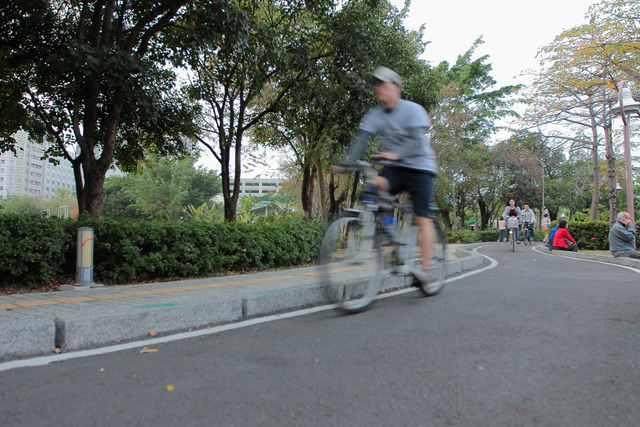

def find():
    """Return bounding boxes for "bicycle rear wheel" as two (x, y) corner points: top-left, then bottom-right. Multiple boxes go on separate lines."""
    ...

(420, 221), (447, 296)
(318, 214), (383, 313)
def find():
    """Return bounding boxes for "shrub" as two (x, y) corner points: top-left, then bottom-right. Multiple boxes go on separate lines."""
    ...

(444, 229), (501, 244)
(0, 214), (68, 288)
(564, 221), (609, 251)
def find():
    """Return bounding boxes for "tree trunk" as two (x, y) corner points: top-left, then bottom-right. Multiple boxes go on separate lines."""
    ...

(478, 195), (489, 230)
(219, 135), (240, 221)
(589, 118), (599, 221)
(81, 165), (107, 217)
(300, 162), (316, 218)
(451, 179), (458, 232)
(316, 160), (326, 221)
(602, 92), (618, 226)
(441, 210), (452, 230)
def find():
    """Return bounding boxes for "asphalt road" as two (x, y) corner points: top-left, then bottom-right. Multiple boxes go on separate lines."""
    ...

(2, 243), (639, 426)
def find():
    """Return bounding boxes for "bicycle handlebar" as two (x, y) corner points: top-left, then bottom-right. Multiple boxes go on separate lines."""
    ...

(338, 158), (399, 173)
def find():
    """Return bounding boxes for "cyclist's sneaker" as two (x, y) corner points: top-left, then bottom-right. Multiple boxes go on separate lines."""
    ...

(410, 267), (443, 295)
(410, 267), (431, 286)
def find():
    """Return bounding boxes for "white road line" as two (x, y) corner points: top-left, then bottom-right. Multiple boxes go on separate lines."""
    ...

(533, 246), (640, 274)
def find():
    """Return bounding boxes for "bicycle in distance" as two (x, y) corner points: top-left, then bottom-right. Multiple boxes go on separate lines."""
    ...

(522, 221), (533, 245)
(318, 160), (447, 313)
(506, 216), (519, 252)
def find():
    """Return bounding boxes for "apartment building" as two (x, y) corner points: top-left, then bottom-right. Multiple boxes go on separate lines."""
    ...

(0, 131), (76, 199)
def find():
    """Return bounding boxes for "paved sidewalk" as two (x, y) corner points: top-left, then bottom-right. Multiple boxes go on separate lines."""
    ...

(1, 246), (487, 360)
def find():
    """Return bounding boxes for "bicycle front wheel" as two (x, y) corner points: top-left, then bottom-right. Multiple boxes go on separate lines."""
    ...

(511, 230), (515, 252)
(318, 214), (383, 313)
(421, 222), (447, 296)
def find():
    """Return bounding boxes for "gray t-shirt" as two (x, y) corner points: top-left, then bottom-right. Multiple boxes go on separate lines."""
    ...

(359, 99), (437, 173)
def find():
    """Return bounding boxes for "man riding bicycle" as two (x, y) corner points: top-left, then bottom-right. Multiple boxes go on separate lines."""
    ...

(521, 204), (536, 241)
(333, 66), (438, 285)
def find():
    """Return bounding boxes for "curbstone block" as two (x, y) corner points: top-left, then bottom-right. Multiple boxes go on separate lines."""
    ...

(55, 296), (243, 350)
(0, 318), (56, 359)
(243, 284), (329, 318)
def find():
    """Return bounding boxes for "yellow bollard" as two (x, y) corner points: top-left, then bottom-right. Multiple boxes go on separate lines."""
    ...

(76, 227), (95, 286)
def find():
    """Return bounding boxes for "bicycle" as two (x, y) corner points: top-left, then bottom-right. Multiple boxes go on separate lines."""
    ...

(522, 221), (533, 245)
(506, 216), (518, 252)
(318, 160), (447, 313)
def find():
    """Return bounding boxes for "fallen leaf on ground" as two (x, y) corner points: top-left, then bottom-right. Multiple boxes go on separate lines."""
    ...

(166, 385), (175, 392)
(53, 348), (61, 353)
(140, 347), (158, 354)
(149, 329), (158, 336)
(113, 339), (122, 343)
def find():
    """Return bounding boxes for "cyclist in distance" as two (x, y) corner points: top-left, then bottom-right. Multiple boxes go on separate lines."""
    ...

(333, 66), (438, 285)
(502, 198), (523, 243)
(521, 204), (536, 240)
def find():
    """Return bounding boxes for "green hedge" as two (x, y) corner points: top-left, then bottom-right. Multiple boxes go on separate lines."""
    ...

(1, 214), (324, 288)
(0, 215), (69, 287)
(0, 214), (615, 290)
(445, 221), (610, 250)
(561, 221), (609, 251)
(445, 229), (498, 244)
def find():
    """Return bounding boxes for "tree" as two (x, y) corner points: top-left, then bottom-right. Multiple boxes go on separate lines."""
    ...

(1, 0), (203, 218)
(181, 0), (332, 221)
(103, 156), (222, 221)
(253, 0), (433, 219)
(0, 196), (44, 216)
(430, 39), (520, 230)
(584, 0), (640, 82)
(524, 0), (640, 223)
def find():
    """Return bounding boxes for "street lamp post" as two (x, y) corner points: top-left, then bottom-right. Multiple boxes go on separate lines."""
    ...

(541, 160), (545, 224)
(610, 81), (640, 225)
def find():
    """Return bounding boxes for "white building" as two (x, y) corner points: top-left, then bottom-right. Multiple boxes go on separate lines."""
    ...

(0, 131), (76, 199)
(229, 178), (283, 196)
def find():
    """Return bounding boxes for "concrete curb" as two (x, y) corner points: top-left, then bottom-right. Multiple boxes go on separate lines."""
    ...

(0, 318), (56, 357)
(55, 297), (244, 351)
(1, 245), (487, 359)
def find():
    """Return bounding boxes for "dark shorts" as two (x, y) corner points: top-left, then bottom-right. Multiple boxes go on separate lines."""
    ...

(379, 167), (435, 218)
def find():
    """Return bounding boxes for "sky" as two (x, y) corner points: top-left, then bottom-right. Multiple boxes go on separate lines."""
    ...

(389, 0), (595, 88)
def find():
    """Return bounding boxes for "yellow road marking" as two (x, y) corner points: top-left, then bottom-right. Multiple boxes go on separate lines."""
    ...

(13, 300), (60, 308)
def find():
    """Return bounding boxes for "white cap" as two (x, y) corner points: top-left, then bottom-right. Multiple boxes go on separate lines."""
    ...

(372, 66), (402, 86)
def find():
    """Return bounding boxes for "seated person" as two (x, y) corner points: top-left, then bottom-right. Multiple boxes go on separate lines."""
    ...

(609, 211), (640, 259)
(548, 223), (558, 251)
(552, 220), (577, 252)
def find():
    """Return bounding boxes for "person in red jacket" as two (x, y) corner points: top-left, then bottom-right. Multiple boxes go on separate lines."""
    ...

(552, 220), (578, 251)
